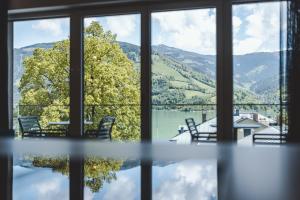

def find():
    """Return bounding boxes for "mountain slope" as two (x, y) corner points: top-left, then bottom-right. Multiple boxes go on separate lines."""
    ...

(13, 42), (279, 106)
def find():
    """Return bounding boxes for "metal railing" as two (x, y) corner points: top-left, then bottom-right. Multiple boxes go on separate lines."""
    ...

(253, 133), (287, 144)
(14, 103), (288, 139)
(14, 103), (286, 124)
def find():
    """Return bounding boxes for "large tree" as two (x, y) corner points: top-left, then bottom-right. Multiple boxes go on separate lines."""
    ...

(32, 156), (122, 193)
(19, 21), (140, 141)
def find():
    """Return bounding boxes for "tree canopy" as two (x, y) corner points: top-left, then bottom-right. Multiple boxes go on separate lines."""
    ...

(32, 156), (122, 193)
(19, 21), (140, 141)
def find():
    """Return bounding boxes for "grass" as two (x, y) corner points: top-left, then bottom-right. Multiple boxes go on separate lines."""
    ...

(152, 55), (187, 82)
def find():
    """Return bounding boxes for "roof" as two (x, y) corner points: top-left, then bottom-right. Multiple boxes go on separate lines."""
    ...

(255, 126), (280, 134)
(174, 112), (286, 143)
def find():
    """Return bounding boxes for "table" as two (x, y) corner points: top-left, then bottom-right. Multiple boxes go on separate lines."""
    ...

(1, 139), (300, 200)
(48, 121), (93, 126)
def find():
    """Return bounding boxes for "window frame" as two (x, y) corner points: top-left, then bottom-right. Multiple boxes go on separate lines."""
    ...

(2, 0), (285, 199)
(8, 0), (234, 142)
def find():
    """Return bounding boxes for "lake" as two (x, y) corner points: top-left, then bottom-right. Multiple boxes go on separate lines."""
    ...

(152, 109), (216, 140)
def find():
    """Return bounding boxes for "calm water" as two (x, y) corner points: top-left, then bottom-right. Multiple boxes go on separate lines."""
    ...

(13, 157), (217, 200)
(152, 110), (216, 140)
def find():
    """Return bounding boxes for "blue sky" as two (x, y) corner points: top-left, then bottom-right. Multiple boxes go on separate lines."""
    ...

(14, 2), (285, 55)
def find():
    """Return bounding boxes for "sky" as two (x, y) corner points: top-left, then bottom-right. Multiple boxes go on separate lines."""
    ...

(14, 2), (286, 55)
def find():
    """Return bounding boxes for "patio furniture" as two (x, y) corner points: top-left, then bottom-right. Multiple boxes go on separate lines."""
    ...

(85, 116), (115, 140)
(48, 121), (93, 126)
(253, 133), (287, 144)
(185, 118), (216, 142)
(18, 116), (67, 138)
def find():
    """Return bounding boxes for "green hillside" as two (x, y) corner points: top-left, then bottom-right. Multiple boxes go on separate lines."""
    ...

(151, 52), (260, 107)
(14, 41), (274, 109)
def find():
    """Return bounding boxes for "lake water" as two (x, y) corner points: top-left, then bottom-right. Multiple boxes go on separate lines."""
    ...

(12, 108), (216, 140)
(152, 109), (216, 140)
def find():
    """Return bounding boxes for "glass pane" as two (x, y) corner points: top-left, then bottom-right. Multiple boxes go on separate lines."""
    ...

(151, 9), (217, 143)
(83, 14), (141, 141)
(232, 2), (287, 145)
(13, 18), (70, 137)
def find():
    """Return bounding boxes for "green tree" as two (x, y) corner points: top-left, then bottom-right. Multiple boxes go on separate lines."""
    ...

(32, 156), (122, 193)
(19, 21), (140, 141)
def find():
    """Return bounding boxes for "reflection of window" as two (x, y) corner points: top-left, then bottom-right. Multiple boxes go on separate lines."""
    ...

(151, 8), (217, 141)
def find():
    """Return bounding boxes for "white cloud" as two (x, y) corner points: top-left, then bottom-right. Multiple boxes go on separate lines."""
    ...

(103, 175), (136, 200)
(233, 16), (242, 34)
(152, 9), (216, 55)
(153, 160), (217, 200)
(152, 3), (283, 55)
(85, 17), (98, 27)
(106, 15), (137, 38)
(32, 19), (66, 37)
(233, 2), (282, 55)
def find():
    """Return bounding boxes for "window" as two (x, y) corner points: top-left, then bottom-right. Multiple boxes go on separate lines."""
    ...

(232, 2), (287, 145)
(151, 8), (217, 142)
(12, 18), (71, 197)
(13, 18), (70, 136)
(83, 14), (141, 141)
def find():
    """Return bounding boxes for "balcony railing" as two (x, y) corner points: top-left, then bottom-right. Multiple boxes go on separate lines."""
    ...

(14, 103), (287, 140)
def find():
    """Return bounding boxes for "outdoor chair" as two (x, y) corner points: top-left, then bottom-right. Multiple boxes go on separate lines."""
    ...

(85, 116), (115, 141)
(18, 116), (67, 138)
(185, 118), (216, 142)
(253, 133), (287, 145)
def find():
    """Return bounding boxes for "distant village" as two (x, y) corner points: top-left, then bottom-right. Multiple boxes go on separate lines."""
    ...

(172, 109), (287, 145)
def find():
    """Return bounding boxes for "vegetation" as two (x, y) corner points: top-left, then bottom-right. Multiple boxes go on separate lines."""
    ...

(31, 156), (122, 193)
(19, 22), (140, 140)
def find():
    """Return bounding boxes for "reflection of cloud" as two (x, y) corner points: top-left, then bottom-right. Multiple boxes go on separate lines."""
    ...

(152, 9), (216, 55)
(13, 166), (69, 200)
(32, 19), (67, 37)
(106, 15), (137, 38)
(84, 187), (95, 200)
(233, 2), (283, 54)
(103, 175), (136, 200)
(153, 160), (217, 200)
(32, 177), (69, 200)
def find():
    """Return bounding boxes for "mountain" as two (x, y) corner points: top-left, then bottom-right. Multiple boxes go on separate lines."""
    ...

(152, 44), (216, 78)
(13, 43), (56, 106)
(13, 42), (280, 107)
(153, 45), (280, 104)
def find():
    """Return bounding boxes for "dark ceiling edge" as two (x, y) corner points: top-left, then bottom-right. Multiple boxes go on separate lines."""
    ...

(8, 0), (137, 14)
(8, 0), (221, 20)
(8, 0), (282, 15)
(8, 0), (195, 14)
